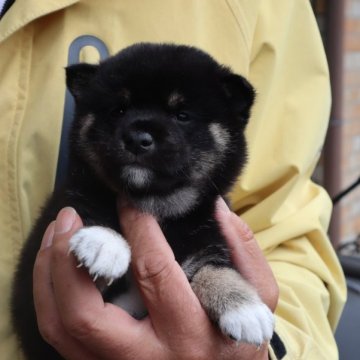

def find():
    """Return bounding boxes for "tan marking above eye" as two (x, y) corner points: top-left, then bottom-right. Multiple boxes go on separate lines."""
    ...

(168, 92), (185, 108)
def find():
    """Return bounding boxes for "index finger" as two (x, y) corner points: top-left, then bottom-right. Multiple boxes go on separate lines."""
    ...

(119, 204), (210, 340)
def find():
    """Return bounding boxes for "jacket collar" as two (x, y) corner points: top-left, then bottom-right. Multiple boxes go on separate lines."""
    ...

(0, 0), (78, 43)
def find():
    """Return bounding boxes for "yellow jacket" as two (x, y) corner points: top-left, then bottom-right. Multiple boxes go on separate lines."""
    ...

(0, 0), (346, 359)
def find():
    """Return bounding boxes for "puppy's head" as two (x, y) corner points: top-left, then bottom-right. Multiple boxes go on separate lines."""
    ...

(66, 43), (255, 218)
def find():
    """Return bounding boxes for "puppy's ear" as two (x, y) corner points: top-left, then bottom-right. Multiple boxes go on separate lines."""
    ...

(222, 74), (256, 123)
(65, 64), (99, 101)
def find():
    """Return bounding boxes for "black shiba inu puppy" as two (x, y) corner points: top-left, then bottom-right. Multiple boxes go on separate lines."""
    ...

(12, 43), (274, 359)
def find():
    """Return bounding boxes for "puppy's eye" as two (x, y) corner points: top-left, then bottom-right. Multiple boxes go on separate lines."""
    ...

(176, 112), (190, 123)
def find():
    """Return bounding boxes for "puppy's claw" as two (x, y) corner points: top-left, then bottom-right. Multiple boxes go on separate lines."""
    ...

(76, 262), (84, 268)
(93, 274), (99, 282)
(107, 278), (114, 286)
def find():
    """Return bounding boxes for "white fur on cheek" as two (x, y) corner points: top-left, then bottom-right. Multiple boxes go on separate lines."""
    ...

(209, 123), (230, 152)
(69, 226), (131, 284)
(79, 114), (95, 141)
(219, 302), (274, 345)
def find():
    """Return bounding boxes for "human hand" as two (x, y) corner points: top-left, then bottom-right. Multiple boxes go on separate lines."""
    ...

(215, 198), (279, 313)
(33, 200), (278, 359)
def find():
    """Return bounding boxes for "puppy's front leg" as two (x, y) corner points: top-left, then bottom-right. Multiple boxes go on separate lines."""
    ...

(190, 265), (274, 346)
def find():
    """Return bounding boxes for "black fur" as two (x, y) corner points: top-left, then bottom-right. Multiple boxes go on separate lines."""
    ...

(11, 43), (255, 359)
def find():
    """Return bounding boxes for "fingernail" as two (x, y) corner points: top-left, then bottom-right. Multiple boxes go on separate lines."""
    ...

(236, 217), (254, 242)
(54, 207), (77, 234)
(40, 221), (55, 249)
(216, 197), (231, 214)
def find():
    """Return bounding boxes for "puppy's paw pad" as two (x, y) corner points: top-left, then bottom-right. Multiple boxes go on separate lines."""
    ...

(219, 302), (274, 346)
(69, 226), (131, 282)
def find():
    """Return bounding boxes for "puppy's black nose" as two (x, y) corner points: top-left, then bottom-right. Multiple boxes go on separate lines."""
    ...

(123, 130), (154, 155)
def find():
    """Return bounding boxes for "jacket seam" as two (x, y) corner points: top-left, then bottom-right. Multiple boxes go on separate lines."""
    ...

(224, 0), (251, 58)
(7, 27), (32, 255)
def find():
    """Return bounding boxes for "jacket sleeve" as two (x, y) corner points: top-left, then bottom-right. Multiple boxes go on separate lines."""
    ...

(229, 0), (347, 358)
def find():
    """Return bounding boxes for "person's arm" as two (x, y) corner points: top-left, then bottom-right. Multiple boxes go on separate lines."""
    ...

(33, 203), (278, 360)
(229, 1), (347, 358)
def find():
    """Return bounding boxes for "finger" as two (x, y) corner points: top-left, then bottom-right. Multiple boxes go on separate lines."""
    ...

(50, 208), (103, 329)
(215, 198), (279, 310)
(119, 204), (210, 340)
(50, 208), (143, 357)
(33, 219), (99, 360)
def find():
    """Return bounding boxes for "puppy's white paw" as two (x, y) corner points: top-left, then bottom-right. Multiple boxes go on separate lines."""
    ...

(69, 226), (131, 284)
(219, 302), (274, 346)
